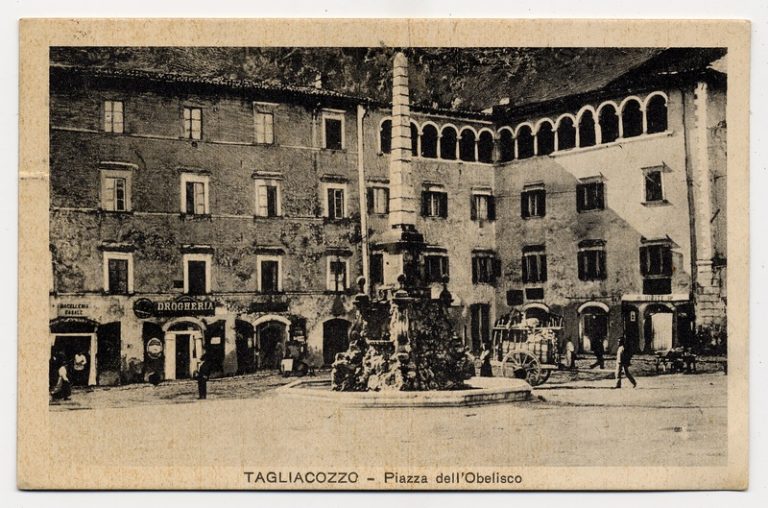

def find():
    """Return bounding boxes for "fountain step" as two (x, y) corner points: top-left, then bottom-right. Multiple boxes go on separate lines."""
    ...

(277, 377), (532, 408)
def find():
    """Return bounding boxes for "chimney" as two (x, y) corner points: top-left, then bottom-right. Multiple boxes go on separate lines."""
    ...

(388, 52), (416, 228)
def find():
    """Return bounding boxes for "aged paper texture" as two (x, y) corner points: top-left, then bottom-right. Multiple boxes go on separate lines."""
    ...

(18, 18), (749, 490)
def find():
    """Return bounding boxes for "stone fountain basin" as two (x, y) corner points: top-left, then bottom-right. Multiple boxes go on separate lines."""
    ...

(276, 377), (532, 408)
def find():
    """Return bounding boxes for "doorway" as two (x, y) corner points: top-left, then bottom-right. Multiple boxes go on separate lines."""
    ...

(580, 306), (608, 353)
(645, 305), (674, 351)
(163, 321), (204, 380)
(257, 321), (288, 369)
(322, 319), (350, 365)
(51, 334), (96, 386)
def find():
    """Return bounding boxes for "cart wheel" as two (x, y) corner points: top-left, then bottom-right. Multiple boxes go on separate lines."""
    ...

(538, 368), (551, 384)
(501, 351), (543, 386)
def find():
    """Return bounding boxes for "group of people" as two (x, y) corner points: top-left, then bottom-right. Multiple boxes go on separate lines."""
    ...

(478, 337), (637, 388)
(49, 350), (89, 401)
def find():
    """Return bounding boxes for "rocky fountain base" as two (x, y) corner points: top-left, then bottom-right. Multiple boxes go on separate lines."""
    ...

(279, 276), (532, 407)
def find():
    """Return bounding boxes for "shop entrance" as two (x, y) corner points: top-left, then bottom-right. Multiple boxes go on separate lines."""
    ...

(163, 320), (205, 380)
(579, 306), (608, 353)
(645, 305), (674, 351)
(322, 319), (350, 365)
(257, 321), (288, 369)
(51, 334), (95, 387)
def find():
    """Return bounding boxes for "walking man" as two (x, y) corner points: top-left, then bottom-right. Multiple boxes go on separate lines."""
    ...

(615, 338), (637, 388)
(196, 353), (212, 400)
(589, 336), (605, 369)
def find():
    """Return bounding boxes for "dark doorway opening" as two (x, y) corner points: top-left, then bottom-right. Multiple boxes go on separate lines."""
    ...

(322, 319), (350, 365)
(235, 319), (256, 374)
(470, 303), (490, 354)
(258, 321), (287, 369)
(96, 322), (121, 385)
(175, 333), (191, 379)
(51, 335), (92, 387)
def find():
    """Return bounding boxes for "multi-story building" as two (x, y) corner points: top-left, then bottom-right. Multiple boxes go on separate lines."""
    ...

(49, 48), (727, 386)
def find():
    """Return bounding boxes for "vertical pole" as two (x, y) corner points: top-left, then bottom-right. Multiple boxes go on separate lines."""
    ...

(356, 105), (370, 293)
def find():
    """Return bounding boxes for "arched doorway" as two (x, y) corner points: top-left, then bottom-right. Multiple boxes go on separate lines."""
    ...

(50, 317), (98, 387)
(579, 303), (609, 353)
(235, 319), (256, 374)
(322, 319), (350, 365)
(644, 304), (675, 352)
(256, 320), (288, 369)
(163, 319), (206, 380)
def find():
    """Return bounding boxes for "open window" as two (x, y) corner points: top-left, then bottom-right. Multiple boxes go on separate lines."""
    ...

(103, 251), (133, 295)
(576, 178), (605, 212)
(322, 111), (344, 150)
(183, 253), (212, 295)
(420, 124), (438, 158)
(100, 168), (132, 212)
(516, 125), (534, 159)
(424, 253), (449, 283)
(645, 94), (668, 134)
(621, 99), (643, 138)
(577, 240), (607, 281)
(598, 104), (619, 143)
(578, 110), (597, 148)
(254, 178), (281, 217)
(459, 128), (477, 162)
(472, 251), (501, 285)
(440, 126), (458, 160)
(521, 184), (546, 218)
(379, 119), (392, 154)
(477, 130), (494, 163)
(498, 128), (514, 162)
(556, 116), (576, 151)
(536, 121), (555, 155)
(180, 173), (210, 215)
(640, 241), (673, 295)
(470, 190), (496, 221)
(421, 187), (448, 218)
(257, 255), (282, 293)
(522, 245), (547, 283)
(366, 186), (389, 215)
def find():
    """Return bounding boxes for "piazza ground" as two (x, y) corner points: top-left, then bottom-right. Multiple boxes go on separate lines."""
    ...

(48, 360), (727, 468)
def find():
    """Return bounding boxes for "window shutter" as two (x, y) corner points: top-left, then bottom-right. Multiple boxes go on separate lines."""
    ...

(521, 255), (529, 283)
(267, 186), (278, 217)
(471, 258), (478, 284)
(265, 113), (274, 144)
(577, 252), (585, 281)
(576, 185), (583, 212)
(541, 255), (548, 282)
(102, 177), (115, 210)
(492, 257), (502, 278)
(487, 196), (496, 220)
(639, 247), (648, 275)
(521, 192), (529, 218)
(662, 247), (673, 276)
(596, 183), (605, 209)
(384, 189), (390, 214)
(195, 183), (206, 214)
(444, 257), (450, 277)
(185, 182), (195, 214)
(421, 191), (429, 216)
(327, 188), (336, 219)
(599, 250), (607, 280)
(470, 195), (477, 220)
(538, 190), (546, 217)
(366, 188), (374, 214)
(440, 193), (448, 218)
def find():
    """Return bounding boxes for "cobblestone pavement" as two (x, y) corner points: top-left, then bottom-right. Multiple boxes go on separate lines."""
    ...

(48, 367), (727, 468)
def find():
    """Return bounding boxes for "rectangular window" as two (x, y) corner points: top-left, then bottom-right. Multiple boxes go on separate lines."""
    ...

(421, 190), (448, 218)
(521, 188), (546, 218)
(471, 193), (496, 221)
(370, 253), (384, 285)
(254, 111), (274, 144)
(255, 180), (281, 217)
(640, 244), (673, 276)
(183, 107), (202, 140)
(100, 169), (132, 212)
(184, 255), (211, 295)
(472, 253), (501, 285)
(578, 240), (607, 281)
(576, 181), (605, 212)
(522, 246), (547, 283)
(259, 257), (281, 293)
(327, 258), (349, 291)
(424, 255), (449, 283)
(103, 252), (133, 294)
(326, 186), (346, 219)
(644, 170), (664, 202)
(367, 187), (390, 215)
(323, 112), (344, 150)
(103, 100), (124, 133)
(181, 174), (209, 215)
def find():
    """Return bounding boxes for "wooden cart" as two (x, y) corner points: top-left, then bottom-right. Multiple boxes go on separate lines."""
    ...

(492, 311), (563, 386)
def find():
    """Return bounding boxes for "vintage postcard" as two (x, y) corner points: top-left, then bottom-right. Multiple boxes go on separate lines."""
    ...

(18, 19), (749, 490)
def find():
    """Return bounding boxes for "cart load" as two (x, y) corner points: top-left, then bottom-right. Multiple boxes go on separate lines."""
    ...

(492, 310), (563, 386)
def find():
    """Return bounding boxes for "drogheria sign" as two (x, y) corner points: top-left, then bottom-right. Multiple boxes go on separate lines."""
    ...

(133, 296), (216, 318)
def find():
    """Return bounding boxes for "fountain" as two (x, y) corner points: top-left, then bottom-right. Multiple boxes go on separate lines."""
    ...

(279, 52), (531, 406)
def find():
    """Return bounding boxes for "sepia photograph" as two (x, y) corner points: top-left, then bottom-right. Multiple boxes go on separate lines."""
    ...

(16, 18), (750, 491)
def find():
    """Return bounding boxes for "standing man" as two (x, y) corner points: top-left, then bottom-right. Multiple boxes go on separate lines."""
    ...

(196, 353), (212, 400)
(589, 336), (605, 370)
(615, 338), (637, 388)
(73, 350), (88, 386)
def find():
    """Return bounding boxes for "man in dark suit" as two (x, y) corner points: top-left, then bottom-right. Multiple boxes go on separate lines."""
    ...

(615, 338), (637, 388)
(196, 353), (213, 399)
